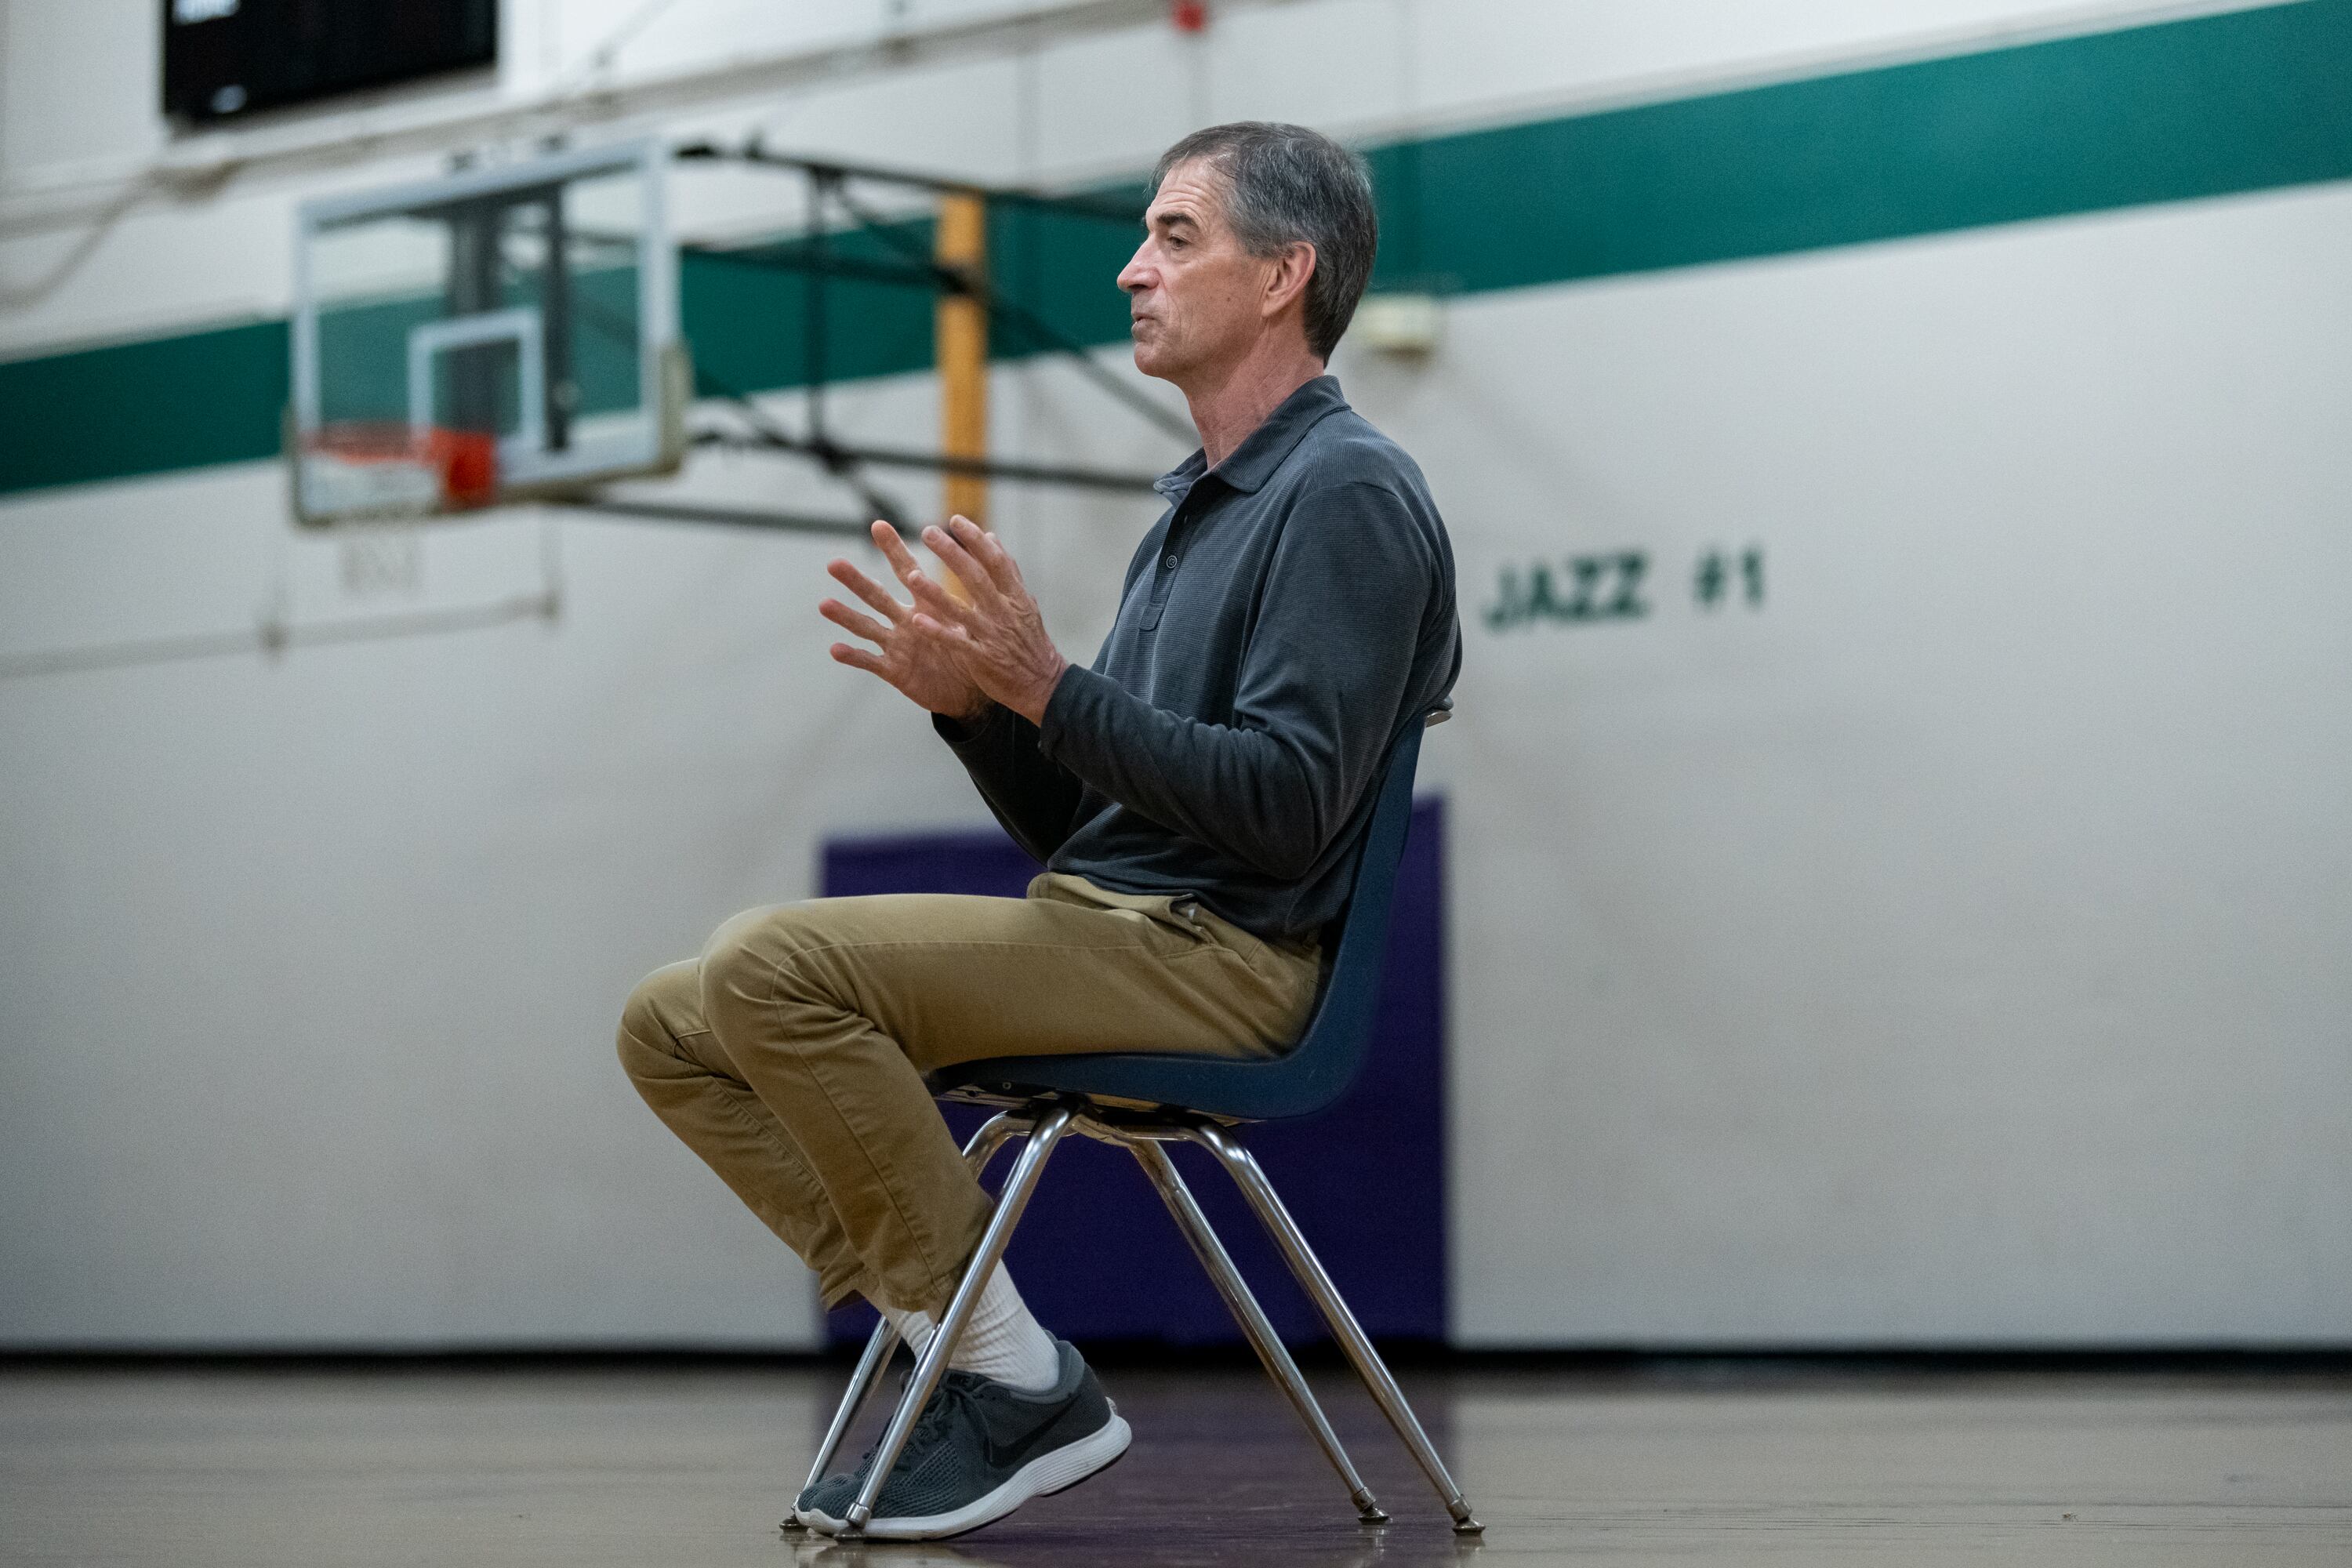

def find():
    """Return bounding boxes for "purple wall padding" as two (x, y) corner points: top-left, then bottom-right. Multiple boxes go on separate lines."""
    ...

(818, 800), (1447, 1347)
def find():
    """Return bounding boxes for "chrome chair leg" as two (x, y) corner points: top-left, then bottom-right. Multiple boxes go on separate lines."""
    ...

(1188, 1121), (1485, 1534)
(1123, 1134), (1390, 1525)
(784, 1316), (898, 1530)
(839, 1102), (1078, 1538)
(789, 1109), (1031, 1526)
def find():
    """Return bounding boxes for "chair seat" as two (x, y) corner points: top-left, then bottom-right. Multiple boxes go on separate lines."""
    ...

(930, 1043), (1332, 1123)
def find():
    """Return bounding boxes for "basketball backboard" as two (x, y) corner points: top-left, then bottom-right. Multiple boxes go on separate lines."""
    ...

(290, 139), (686, 525)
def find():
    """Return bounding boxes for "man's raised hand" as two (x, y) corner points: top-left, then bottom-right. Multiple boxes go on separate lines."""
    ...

(899, 515), (1071, 727)
(822, 521), (990, 723)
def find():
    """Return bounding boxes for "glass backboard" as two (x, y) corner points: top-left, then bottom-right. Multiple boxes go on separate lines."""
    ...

(290, 140), (685, 525)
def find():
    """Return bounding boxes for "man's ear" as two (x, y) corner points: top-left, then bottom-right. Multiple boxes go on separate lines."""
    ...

(1261, 241), (1318, 322)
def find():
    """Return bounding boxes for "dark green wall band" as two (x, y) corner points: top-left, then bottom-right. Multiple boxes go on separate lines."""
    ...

(4, 0), (2348, 498)
(0, 321), (290, 497)
(1370, 0), (2352, 295)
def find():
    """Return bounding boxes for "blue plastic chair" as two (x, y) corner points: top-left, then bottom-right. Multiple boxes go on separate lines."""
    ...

(798, 704), (1483, 1539)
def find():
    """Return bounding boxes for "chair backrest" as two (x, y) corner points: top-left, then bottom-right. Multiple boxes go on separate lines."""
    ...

(933, 708), (1435, 1122)
(1247, 711), (1430, 1115)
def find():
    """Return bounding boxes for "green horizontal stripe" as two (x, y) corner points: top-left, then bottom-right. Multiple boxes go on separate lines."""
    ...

(0, 321), (290, 492)
(1370, 0), (2352, 292)
(5, 0), (2348, 499)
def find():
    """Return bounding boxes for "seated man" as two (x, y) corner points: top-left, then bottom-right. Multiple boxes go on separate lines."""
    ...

(618, 119), (1459, 1541)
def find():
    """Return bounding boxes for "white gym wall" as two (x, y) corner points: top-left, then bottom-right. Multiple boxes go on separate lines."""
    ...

(2, 0), (2344, 1348)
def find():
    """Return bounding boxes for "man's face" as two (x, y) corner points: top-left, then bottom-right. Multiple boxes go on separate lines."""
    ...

(1117, 159), (1274, 385)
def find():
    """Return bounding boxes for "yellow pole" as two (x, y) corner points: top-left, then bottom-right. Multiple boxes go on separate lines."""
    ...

(936, 191), (989, 530)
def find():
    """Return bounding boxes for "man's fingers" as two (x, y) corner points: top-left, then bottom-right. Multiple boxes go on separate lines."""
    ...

(819, 597), (893, 646)
(829, 643), (888, 676)
(948, 515), (1025, 596)
(902, 562), (976, 626)
(873, 520), (920, 575)
(922, 524), (1003, 612)
(889, 521), (971, 619)
(909, 612), (975, 648)
(827, 558), (906, 622)
(874, 521), (940, 604)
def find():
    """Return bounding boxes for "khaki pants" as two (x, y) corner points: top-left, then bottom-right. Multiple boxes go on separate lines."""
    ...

(617, 873), (1319, 1316)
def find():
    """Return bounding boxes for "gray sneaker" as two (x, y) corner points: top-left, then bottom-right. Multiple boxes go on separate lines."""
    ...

(796, 1341), (1130, 1540)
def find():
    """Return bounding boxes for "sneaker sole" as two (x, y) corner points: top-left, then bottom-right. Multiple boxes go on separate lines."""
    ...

(800, 1408), (1132, 1541)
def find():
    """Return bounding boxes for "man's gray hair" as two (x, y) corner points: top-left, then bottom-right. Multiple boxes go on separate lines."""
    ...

(1153, 121), (1377, 361)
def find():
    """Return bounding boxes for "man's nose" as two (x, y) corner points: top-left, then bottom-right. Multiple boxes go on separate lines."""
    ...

(1116, 247), (1152, 294)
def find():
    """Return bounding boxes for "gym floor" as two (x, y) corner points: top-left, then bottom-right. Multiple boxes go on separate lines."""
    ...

(5, 1359), (2348, 1565)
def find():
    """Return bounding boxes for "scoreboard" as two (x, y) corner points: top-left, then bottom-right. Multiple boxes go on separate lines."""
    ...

(162, 0), (496, 124)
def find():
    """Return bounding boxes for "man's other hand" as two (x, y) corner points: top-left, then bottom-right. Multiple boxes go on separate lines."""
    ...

(822, 521), (991, 723)
(902, 516), (1072, 727)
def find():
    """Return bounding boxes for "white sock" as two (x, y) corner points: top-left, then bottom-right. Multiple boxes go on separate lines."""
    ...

(953, 1264), (1062, 1392)
(879, 1302), (936, 1359)
(874, 1265), (1059, 1393)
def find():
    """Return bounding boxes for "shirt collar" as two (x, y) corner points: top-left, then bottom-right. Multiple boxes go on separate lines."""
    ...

(1152, 375), (1349, 503)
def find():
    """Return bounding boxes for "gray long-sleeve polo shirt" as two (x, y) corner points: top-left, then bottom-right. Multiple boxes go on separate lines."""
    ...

(935, 375), (1460, 942)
